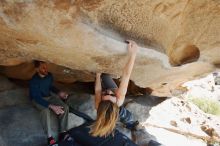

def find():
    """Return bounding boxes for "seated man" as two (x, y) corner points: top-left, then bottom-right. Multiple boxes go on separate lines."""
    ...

(29, 60), (69, 146)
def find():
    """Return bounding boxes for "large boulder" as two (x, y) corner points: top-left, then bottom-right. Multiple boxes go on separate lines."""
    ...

(0, 0), (220, 96)
(0, 75), (17, 92)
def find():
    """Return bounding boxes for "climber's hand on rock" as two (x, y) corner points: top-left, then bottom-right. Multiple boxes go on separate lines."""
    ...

(126, 40), (139, 55)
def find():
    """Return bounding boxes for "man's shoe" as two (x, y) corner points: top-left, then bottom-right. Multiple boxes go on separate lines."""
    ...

(48, 137), (56, 146)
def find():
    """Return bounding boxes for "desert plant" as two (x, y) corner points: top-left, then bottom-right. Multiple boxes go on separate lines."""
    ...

(189, 97), (220, 116)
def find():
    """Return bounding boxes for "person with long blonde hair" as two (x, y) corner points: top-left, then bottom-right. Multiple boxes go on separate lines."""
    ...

(58, 40), (139, 146)
(90, 40), (139, 137)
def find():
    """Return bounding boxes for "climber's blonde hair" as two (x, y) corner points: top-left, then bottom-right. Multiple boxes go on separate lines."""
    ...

(90, 100), (119, 137)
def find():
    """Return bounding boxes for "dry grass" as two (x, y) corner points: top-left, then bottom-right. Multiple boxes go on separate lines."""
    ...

(189, 97), (220, 116)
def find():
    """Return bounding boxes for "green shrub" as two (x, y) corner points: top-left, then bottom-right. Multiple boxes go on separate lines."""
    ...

(189, 97), (220, 116)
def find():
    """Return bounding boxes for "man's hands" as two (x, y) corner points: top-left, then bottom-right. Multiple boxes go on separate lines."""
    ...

(49, 91), (68, 115)
(58, 91), (68, 100)
(126, 40), (139, 55)
(49, 104), (64, 115)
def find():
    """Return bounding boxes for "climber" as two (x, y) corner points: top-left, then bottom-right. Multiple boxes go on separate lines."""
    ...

(58, 40), (140, 146)
(91, 40), (140, 137)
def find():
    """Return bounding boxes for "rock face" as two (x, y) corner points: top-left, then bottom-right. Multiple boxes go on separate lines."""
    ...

(144, 97), (220, 146)
(0, 0), (220, 96)
(0, 105), (47, 146)
(0, 78), (47, 146)
(183, 72), (220, 102)
(0, 62), (94, 83)
(0, 75), (17, 92)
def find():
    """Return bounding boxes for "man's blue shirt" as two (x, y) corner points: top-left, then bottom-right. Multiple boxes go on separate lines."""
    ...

(29, 73), (59, 107)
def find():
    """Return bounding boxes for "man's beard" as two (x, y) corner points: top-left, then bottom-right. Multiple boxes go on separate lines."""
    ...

(39, 71), (48, 77)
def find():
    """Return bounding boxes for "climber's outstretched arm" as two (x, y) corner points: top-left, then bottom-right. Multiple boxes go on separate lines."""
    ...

(116, 40), (139, 106)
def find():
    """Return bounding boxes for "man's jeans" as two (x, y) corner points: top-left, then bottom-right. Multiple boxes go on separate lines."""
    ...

(32, 96), (69, 137)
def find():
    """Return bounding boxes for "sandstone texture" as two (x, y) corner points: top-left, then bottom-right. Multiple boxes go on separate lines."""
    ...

(144, 97), (220, 146)
(0, 62), (94, 83)
(0, 0), (220, 96)
(183, 72), (220, 101)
